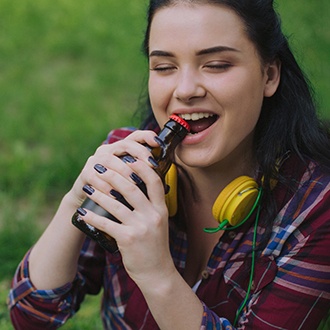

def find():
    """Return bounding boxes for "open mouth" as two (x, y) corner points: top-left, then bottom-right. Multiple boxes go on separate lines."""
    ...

(178, 113), (218, 134)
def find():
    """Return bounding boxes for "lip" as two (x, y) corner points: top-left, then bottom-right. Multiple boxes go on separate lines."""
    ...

(183, 120), (217, 145)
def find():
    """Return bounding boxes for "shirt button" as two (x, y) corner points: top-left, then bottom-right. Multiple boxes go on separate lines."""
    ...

(228, 231), (236, 239)
(201, 270), (210, 280)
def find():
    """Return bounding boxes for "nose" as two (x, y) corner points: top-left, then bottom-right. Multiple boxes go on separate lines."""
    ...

(173, 68), (206, 102)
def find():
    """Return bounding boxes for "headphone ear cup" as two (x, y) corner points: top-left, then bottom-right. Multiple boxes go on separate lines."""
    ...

(165, 164), (178, 217)
(212, 176), (259, 226)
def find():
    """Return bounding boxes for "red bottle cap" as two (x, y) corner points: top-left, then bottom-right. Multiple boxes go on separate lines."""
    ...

(169, 114), (190, 132)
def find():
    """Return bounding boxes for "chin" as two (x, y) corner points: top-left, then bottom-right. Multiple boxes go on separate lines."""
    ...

(176, 149), (214, 169)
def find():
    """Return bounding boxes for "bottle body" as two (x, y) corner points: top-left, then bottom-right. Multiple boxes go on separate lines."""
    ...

(72, 115), (189, 253)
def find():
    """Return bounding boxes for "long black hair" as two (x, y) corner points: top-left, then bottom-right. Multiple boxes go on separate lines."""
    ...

(140, 0), (330, 182)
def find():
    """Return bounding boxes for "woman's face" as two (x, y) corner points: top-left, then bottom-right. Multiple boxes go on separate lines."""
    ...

(148, 4), (280, 171)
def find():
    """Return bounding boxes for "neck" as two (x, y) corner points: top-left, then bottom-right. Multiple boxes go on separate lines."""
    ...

(181, 155), (257, 205)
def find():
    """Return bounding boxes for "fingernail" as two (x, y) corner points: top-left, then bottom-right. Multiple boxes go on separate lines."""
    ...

(154, 136), (164, 147)
(94, 164), (107, 174)
(122, 155), (137, 164)
(110, 189), (123, 200)
(77, 207), (87, 216)
(110, 189), (134, 210)
(83, 184), (95, 196)
(148, 156), (159, 168)
(130, 172), (143, 185)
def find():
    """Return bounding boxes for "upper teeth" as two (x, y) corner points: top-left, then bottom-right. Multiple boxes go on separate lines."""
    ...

(179, 113), (214, 121)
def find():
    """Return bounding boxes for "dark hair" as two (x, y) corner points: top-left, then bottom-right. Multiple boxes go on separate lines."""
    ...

(141, 0), (330, 182)
(139, 0), (330, 236)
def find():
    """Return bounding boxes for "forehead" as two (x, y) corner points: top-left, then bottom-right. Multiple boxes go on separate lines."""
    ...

(149, 4), (248, 52)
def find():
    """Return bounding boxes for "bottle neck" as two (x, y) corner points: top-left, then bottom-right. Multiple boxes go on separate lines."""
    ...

(150, 123), (188, 177)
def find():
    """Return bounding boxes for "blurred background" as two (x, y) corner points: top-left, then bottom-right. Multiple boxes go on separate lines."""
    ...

(0, 0), (329, 328)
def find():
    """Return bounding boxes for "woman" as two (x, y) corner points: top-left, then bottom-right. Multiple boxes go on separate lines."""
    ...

(8, 0), (330, 329)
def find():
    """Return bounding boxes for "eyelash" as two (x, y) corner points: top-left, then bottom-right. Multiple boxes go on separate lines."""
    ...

(204, 63), (232, 71)
(149, 63), (232, 73)
(150, 66), (176, 72)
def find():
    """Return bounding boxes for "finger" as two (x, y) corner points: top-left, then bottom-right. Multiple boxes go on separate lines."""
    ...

(82, 144), (144, 196)
(84, 156), (133, 195)
(82, 167), (147, 224)
(79, 206), (152, 254)
(80, 182), (135, 227)
(95, 130), (158, 162)
(126, 160), (168, 216)
(85, 148), (159, 197)
(77, 207), (125, 242)
(125, 130), (159, 148)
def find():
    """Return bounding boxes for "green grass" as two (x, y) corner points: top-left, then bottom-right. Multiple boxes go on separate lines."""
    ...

(0, 0), (329, 328)
(276, 0), (330, 116)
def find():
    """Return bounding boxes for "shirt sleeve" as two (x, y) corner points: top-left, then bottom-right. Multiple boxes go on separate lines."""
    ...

(8, 238), (105, 329)
(8, 127), (136, 329)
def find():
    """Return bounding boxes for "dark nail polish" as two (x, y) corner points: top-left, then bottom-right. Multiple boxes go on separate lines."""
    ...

(148, 156), (159, 168)
(130, 172), (143, 185)
(94, 164), (107, 174)
(154, 136), (164, 147)
(83, 184), (95, 196)
(110, 189), (134, 210)
(110, 189), (123, 200)
(122, 155), (137, 164)
(77, 207), (87, 216)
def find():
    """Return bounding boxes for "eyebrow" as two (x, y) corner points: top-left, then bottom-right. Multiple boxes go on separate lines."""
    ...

(149, 46), (239, 58)
(196, 45), (239, 56)
(149, 50), (174, 58)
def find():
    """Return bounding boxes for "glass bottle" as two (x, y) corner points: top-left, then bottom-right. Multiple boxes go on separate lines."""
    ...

(72, 114), (190, 253)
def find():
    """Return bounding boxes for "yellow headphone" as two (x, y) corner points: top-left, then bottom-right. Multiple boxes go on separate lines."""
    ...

(164, 164), (263, 232)
(164, 160), (288, 326)
(165, 163), (268, 326)
(164, 164), (179, 217)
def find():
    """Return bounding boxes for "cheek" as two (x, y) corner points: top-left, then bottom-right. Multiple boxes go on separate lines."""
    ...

(148, 76), (172, 112)
(214, 72), (265, 141)
(214, 69), (265, 116)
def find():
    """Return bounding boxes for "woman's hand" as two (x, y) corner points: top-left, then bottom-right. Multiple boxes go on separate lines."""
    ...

(69, 130), (156, 205)
(75, 130), (176, 283)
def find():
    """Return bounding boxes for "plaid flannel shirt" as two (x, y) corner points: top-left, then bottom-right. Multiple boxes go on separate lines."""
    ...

(8, 127), (330, 329)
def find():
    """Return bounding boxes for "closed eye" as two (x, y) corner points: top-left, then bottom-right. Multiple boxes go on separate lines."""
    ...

(150, 65), (177, 72)
(203, 63), (232, 72)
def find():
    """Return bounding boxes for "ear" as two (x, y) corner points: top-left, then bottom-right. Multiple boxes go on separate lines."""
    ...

(263, 58), (281, 97)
